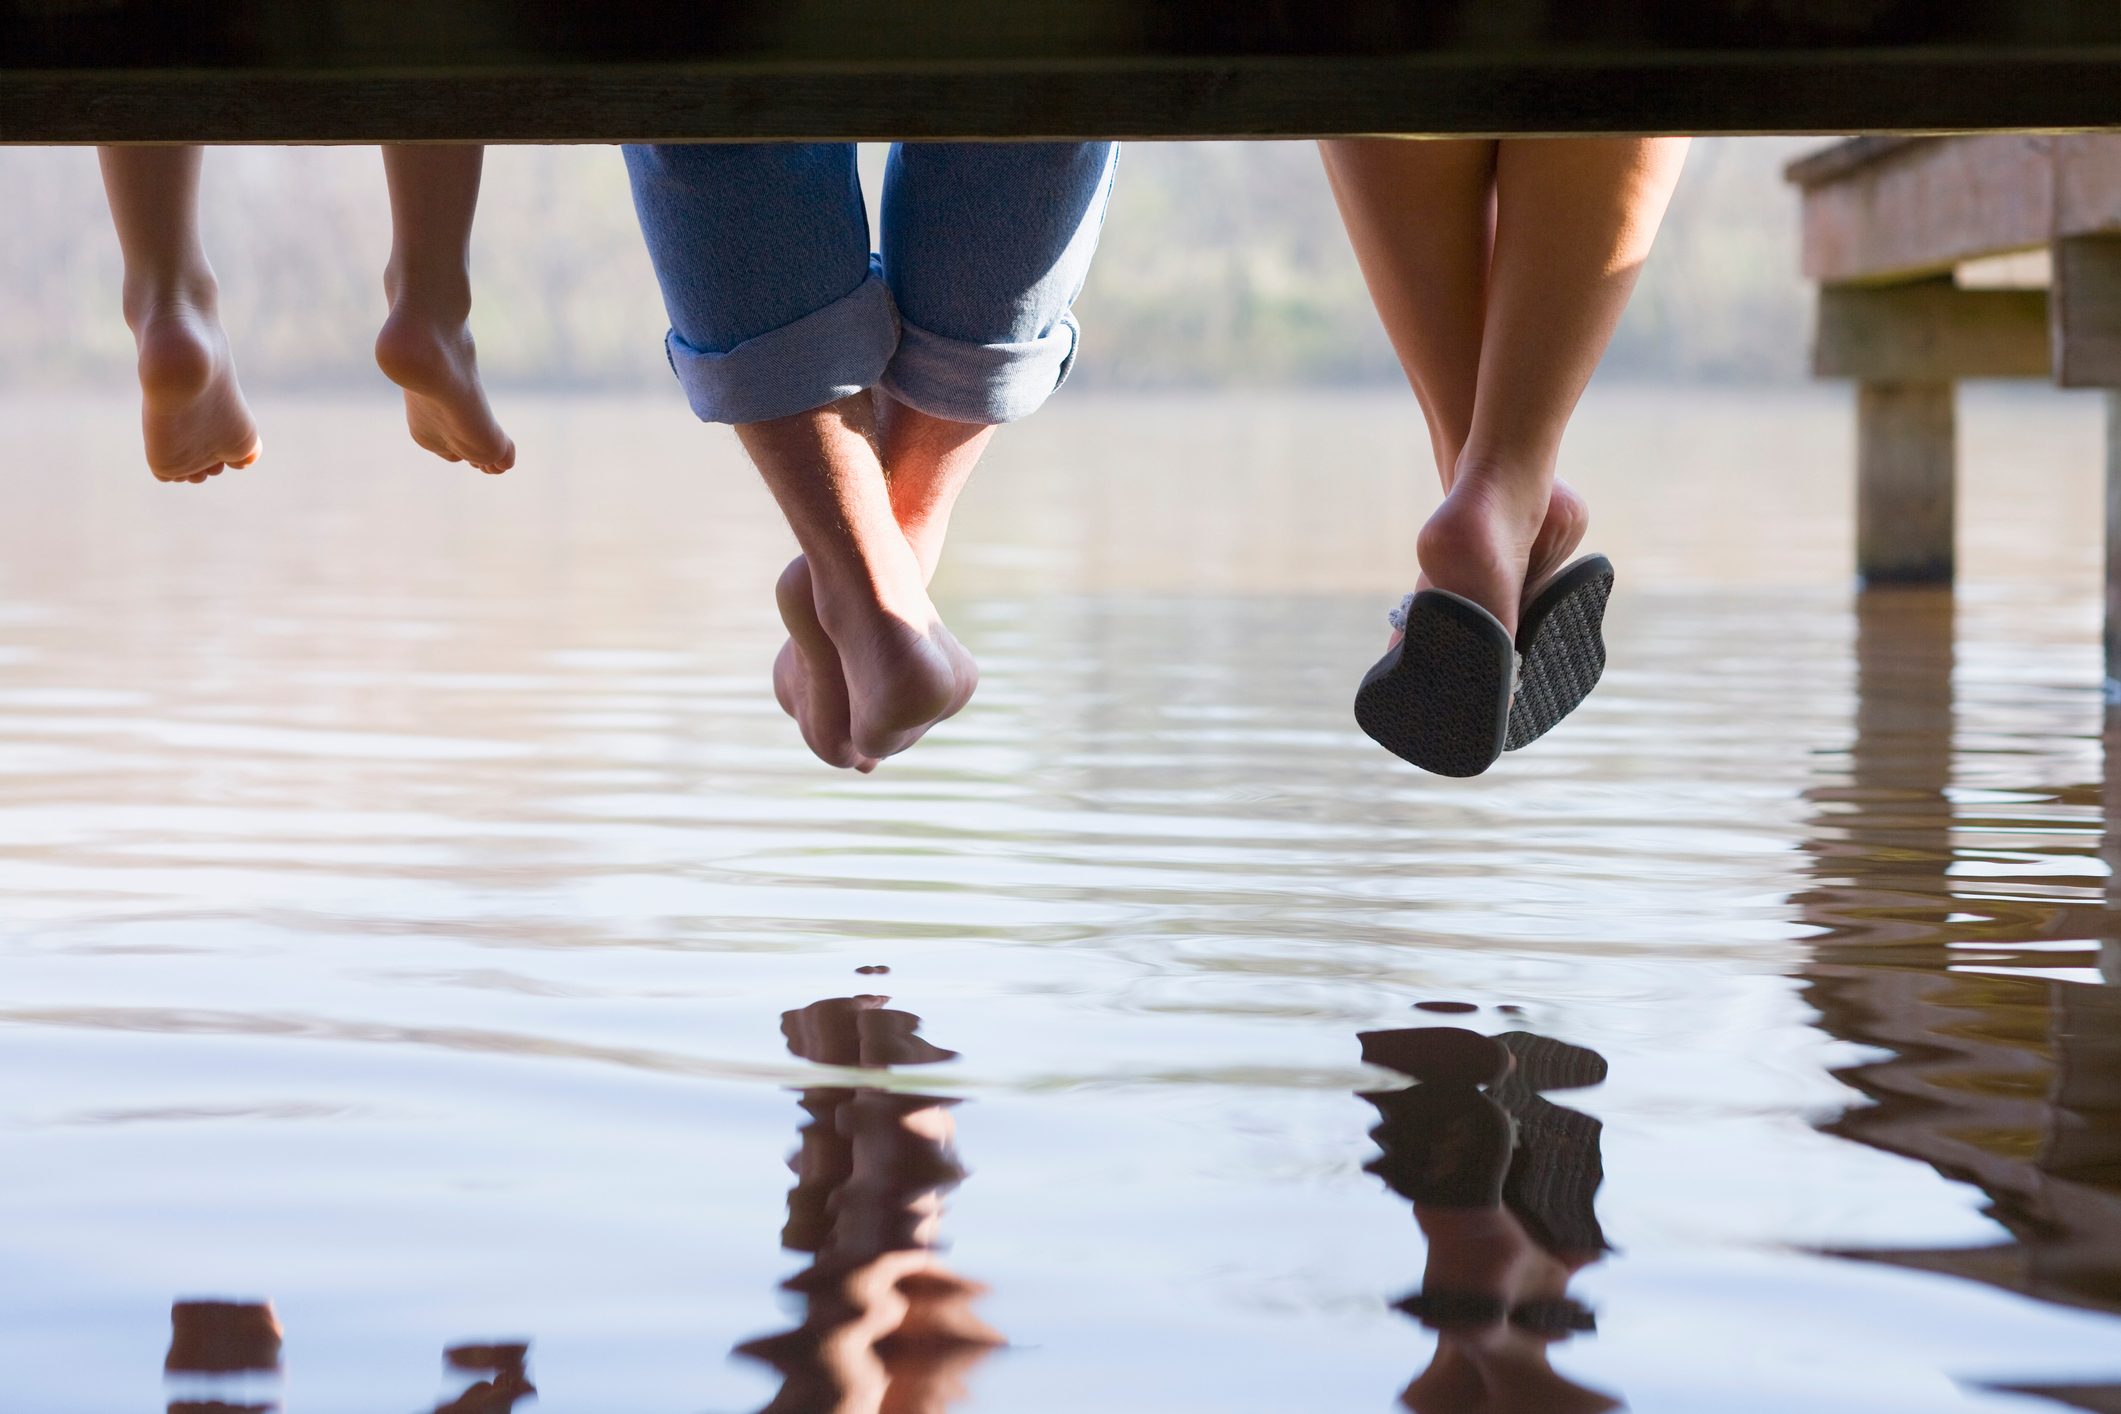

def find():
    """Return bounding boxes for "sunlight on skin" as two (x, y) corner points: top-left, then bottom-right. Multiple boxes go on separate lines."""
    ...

(376, 145), (515, 476)
(1319, 138), (1688, 641)
(97, 143), (512, 486)
(741, 395), (982, 772)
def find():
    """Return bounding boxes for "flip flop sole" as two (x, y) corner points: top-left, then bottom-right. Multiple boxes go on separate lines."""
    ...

(1354, 590), (1515, 777)
(1505, 555), (1614, 753)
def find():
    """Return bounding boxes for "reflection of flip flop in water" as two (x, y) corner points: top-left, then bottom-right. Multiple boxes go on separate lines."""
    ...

(741, 996), (1001, 1414)
(1358, 1025), (1620, 1414)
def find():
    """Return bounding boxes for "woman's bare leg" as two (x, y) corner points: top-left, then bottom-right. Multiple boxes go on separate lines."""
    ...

(375, 145), (515, 474)
(1320, 137), (1685, 634)
(97, 146), (261, 484)
(1320, 139), (1591, 612)
(1420, 138), (1688, 634)
(1318, 139), (1494, 485)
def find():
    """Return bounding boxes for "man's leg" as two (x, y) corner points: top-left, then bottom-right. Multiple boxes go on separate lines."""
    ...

(623, 142), (972, 768)
(770, 141), (1119, 765)
(742, 393), (978, 769)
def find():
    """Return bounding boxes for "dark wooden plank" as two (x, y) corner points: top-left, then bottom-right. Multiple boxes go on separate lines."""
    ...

(13, 1), (2121, 72)
(12, 54), (2121, 144)
(7, 1), (2121, 141)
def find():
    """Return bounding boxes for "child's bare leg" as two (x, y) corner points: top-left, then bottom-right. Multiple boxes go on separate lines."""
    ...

(1319, 138), (1590, 625)
(97, 145), (260, 485)
(1419, 138), (1688, 635)
(744, 394), (977, 769)
(772, 395), (994, 744)
(375, 144), (515, 474)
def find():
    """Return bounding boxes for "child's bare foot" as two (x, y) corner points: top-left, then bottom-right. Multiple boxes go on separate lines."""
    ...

(805, 559), (977, 766)
(374, 309), (515, 474)
(127, 291), (260, 485)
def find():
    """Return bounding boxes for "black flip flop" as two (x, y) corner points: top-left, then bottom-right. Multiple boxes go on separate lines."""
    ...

(1505, 554), (1614, 753)
(1354, 589), (1518, 778)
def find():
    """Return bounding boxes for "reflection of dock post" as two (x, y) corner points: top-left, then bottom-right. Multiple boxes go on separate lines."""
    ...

(2105, 387), (2121, 982)
(1793, 556), (2121, 1338)
(1796, 586), (1957, 947)
(2106, 682), (2121, 985)
(2107, 390), (2121, 715)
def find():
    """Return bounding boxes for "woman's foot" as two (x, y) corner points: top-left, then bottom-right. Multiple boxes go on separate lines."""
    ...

(1525, 479), (1589, 600)
(374, 306), (515, 474)
(1395, 480), (1588, 649)
(127, 286), (261, 484)
(1415, 468), (1573, 640)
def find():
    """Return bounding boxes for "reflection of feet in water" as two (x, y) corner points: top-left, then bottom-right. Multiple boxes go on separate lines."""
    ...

(434, 1342), (536, 1413)
(162, 1300), (532, 1414)
(166, 1297), (282, 1413)
(742, 996), (1000, 1414)
(1360, 1025), (1620, 1414)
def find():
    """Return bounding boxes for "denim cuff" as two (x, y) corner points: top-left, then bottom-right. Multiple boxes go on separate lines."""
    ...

(663, 262), (900, 425)
(879, 310), (1082, 426)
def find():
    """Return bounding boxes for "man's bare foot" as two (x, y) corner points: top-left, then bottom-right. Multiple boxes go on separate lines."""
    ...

(127, 291), (261, 485)
(803, 561), (978, 767)
(775, 511), (962, 771)
(775, 556), (878, 773)
(374, 309), (515, 474)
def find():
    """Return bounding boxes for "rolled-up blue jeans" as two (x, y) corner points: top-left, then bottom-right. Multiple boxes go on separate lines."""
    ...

(622, 141), (1119, 426)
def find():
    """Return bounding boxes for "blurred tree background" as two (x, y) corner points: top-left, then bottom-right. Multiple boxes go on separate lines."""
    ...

(0, 138), (1812, 392)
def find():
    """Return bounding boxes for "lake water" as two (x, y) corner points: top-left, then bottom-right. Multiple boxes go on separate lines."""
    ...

(0, 385), (2116, 1413)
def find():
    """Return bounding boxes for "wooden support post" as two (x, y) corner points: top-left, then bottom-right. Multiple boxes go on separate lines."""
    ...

(2054, 237), (2121, 389)
(1857, 382), (1956, 585)
(2108, 391), (2121, 707)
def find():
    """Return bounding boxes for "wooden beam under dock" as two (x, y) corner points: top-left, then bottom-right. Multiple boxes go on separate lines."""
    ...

(9, 2), (2121, 143)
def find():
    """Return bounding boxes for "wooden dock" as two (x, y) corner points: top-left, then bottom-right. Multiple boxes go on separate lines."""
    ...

(6, 2), (2121, 142)
(1790, 136), (2121, 693)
